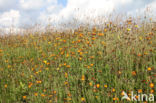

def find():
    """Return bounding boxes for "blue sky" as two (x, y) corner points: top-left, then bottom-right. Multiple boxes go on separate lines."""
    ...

(0, 0), (155, 28)
(58, 0), (67, 6)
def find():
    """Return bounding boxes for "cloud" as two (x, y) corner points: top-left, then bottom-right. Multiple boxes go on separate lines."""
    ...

(0, 10), (20, 27)
(0, 0), (155, 28)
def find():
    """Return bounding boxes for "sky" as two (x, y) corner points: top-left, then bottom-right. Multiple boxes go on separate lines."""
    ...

(0, 0), (155, 28)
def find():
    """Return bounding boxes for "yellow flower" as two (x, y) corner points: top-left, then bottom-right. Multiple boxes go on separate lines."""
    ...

(112, 88), (115, 92)
(127, 28), (131, 31)
(81, 97), (85, 101)
(104, 84), (108, 88)
(43, 60), (47, 64)
(135, 25), (138, 28)
(147, 67), (152, 71)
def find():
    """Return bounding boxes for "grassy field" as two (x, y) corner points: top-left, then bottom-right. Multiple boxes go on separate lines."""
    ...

(0, 17), (155, 103)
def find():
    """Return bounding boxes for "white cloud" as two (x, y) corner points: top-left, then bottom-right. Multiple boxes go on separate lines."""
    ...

(0, 10), (20, 27)
(0, 0), (155, 29)
(19, 0), (57, 10)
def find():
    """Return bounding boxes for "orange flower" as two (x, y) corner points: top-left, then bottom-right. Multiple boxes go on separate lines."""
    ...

(81, 75), (85, 81)
(138, 89), (142, 93)
(81, 97), (85, 101)
(90, 64), (94, 67)
(36, 80), (42, 84)
(23, 96), (27, 99)
(89, 82), (92, 86)
(150, 89), (154, 93)
(132, 71), (136, 76)
(150, 83), (154, 88)
(65, 72), (68, 78)
(4, 84), (7, 88)
(28, 82), (33, 88)
(96, 84), (100, 88)
(34, 93), (38, 96)
(41, 94), (45, 97)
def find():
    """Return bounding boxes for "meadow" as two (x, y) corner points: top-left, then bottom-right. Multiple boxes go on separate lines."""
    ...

(0, 16), (155, 103)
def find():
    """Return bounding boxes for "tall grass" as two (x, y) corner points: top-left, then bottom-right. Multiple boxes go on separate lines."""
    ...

(0, 15), (155, 103)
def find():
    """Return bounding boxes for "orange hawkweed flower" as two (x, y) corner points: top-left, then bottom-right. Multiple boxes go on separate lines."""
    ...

(23, 96), (27, 99)
(150, 83), (154, 88)
(4, 84), (7, 88)
(28, 82), (33, 88)
(36, 80), (42, 84)
(132, 71), (136, 76)
(81, 75), (85, 81)
(34, 93), (38, 96)
(138, 89), (142, 93)
(96, 84), (100, 88)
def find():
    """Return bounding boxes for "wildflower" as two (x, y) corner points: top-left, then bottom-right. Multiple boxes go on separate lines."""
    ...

(4, 84), (7, 88)
(138, 89), (142, 93)
(150, 83), (154, 88)
(112, 88), (115, 92)
(96, 84), (100, 88)
(150, 89), (154, 93)
(92, 32), (96, 35)
(64, 81), (68, 85)
(90, 64), (94, 67)
(53, 91), (57, 94)
(98, 33), (104, 36)
(113, 97), (119, 101)
(127, 28), (131, 31)
(104, 84), (108, 88)
(36, 80), (42, 84)
(28, 82), (33, 88)
(66, 65), (70, 68)
(81, 97), (85, 101)
(135, 25), (138, 28)
(65, 72), (68, 78)
(137, 53), (142, 57)
(89, 82), (92, 86)
(79, 33), (83, 37)
(43, 60), (47, 64)
(23, 96), (27, 99)
(104, 28), (107, 32)
(132, 71), (136, 76)
(81, 75), (85, 81)
(34, 93), (38, 96)
(147, 67), (152, 71)
(41, 94), (45, 97)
